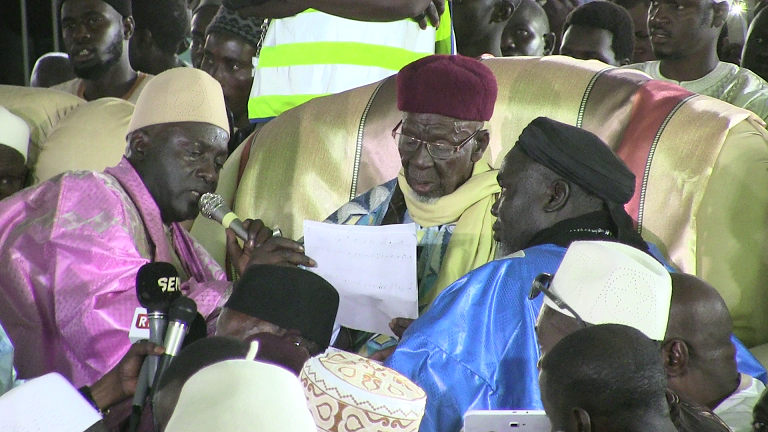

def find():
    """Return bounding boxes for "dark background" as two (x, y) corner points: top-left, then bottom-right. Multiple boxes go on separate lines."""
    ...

(1, 0), (61, 86)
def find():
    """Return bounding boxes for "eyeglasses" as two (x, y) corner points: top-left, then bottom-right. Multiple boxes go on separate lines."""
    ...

(391, 120), (481, 160)
(529, 273), (587, 328)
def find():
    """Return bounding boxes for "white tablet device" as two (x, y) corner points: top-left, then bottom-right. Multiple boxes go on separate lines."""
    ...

(464, 410), (551, 432)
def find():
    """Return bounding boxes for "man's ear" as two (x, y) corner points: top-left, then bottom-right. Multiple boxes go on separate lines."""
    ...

(711, 1), (729, 27)
(470, 129), (491, 162)
(126, 129), (151, 161)
(543, 179), (570, 212)
(122, 16), (136, 40)
(492, 0), (517, 24)
(661, 338), (690, 377)
(572, 407), (592, 432)
(543, 32), (556, 55)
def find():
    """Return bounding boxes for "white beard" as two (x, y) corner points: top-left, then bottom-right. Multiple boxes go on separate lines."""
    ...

(406, 188), (439, 205)
(495, 241), (513, 259)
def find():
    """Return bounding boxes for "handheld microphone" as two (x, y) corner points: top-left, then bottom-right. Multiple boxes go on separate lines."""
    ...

(199, 193), (249, 241)
(136, 262), (182, 383)
(128, 262), (181, 432)
(151, 296), (198, 396)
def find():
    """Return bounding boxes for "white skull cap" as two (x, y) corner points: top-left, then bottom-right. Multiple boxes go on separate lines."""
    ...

(544, 241), (672, 341)
(165, 341), (315, 432)
(0, 106), (30, 162)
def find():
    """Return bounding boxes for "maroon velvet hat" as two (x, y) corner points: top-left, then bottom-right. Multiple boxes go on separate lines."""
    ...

(397, 54), (498, 122)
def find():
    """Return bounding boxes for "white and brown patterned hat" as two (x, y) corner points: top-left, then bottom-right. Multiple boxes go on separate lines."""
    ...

(301, 351), (427, 432)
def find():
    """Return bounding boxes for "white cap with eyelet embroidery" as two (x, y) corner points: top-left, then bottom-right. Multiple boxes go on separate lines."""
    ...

(126, 68), (229, 137)
(543, 240), (672, 341)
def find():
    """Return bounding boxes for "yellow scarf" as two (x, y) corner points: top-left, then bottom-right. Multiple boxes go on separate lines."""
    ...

(398, 160), (500, 308)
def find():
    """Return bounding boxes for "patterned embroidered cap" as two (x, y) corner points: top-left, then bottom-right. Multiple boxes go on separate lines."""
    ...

(301, 351), (427, 432)
(206, 5), (264, 49)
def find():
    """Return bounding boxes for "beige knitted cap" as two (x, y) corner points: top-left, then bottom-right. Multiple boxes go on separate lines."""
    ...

(126, 68), (229, 136)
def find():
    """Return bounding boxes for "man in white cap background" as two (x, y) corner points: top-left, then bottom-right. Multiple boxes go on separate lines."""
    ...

(535, 242), (763, 432)
(535, 241), (673, 359)
(0, 107), (30, 201)
(540, 324), (680, 432)
(624, 0), (768, 121)
(52, 0), (152, 103)
(0, 68), (285, 390)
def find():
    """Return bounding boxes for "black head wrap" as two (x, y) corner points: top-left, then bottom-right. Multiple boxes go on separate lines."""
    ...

(225, 265), (340, 349)
(206, 5), (264, 49)
(60, 0), (132, 17)
(517, 117), (651, 254)
(516, 117), (635, 204)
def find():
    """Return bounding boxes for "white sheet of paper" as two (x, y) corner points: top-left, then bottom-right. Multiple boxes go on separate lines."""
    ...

(303, 221), (419, 336)
(0, 373), (101, 432)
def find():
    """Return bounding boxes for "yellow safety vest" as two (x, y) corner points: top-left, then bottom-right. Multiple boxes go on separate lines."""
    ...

(247, 5), (454, 121)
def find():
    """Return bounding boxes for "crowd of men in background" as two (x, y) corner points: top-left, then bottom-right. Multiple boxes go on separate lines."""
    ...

(1, 0), (768, 431)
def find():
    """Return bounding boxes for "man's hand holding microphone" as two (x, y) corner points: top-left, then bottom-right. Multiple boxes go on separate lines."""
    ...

(199, 193), (316, 276)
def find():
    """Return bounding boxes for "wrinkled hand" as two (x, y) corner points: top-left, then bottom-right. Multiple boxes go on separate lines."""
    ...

(414, 0), (444, 30)
(89, 341), (164, 410)
(390, 317), (415, 339)
(226, 219), (271, 275)
(226, 219), (316, 275)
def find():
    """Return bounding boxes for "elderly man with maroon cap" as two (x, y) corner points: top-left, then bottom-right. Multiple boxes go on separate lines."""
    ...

(325, 54), (499, 357)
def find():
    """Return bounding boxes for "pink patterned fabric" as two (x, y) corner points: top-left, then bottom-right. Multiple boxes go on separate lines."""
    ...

(0, 158), (229, 387)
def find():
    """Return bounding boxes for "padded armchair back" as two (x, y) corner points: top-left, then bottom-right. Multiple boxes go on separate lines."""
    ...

(0, 87), (132, 185)
(34, 98), (133, 184)
(193, 57), (768, 346)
